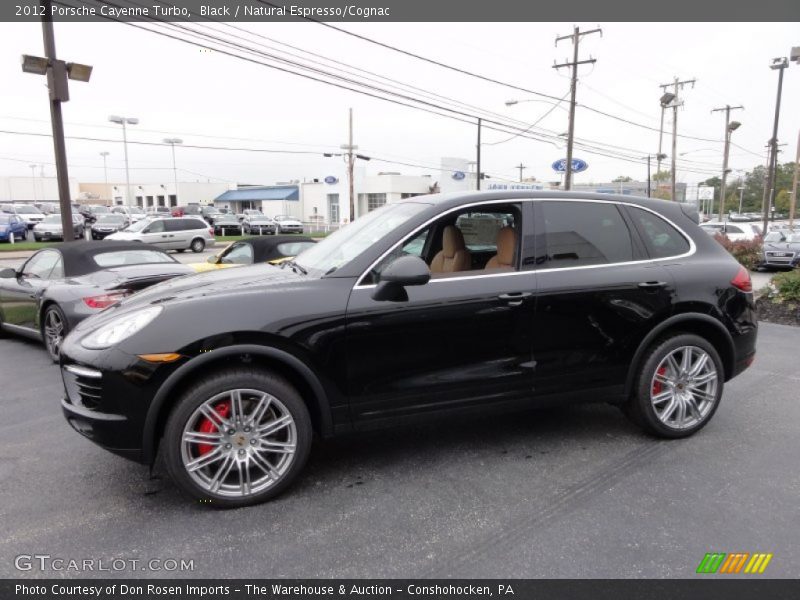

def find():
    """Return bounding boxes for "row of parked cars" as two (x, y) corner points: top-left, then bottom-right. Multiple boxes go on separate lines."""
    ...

(700, 220), (800, 270)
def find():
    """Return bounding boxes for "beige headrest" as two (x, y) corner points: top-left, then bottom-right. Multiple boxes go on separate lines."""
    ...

(495, 227), (516, 266)
(442, 225), (466, 257)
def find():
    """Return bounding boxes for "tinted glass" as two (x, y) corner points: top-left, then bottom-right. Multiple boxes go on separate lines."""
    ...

(726, 225), (744, 234)
(540, 201), (633, 268)
(96, 214), (125, 224)
(187, 219), (208, 230)
(164, 219), (184, 232)
(92, 250), (176, 267)
(628, 207), (690, 259)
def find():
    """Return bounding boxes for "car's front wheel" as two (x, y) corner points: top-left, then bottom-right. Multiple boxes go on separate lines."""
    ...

(163, 369), (312, 508)
(624, 333), (723, 438)
(41, 304), (69, 362)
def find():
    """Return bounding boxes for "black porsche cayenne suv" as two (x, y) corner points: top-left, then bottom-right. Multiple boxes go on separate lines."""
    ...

(59, 191), (757, 507)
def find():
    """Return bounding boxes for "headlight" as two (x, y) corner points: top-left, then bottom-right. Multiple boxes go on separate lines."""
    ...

(80, 306), (163, 350)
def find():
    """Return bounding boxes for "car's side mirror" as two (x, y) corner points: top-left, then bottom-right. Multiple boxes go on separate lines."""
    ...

(371, 255), (431, 302)
(0, 267), (16, 279)
(207, 255), (219, 264)
(141, 228), (150, 234)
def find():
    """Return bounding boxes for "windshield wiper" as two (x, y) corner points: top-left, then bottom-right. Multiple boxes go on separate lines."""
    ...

(283, 259), (307, 275)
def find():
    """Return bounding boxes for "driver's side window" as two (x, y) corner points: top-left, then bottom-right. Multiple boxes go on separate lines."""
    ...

(22, 251), (62, 279)
(221, 243), (254, 264)
(146, 220), (165, 234)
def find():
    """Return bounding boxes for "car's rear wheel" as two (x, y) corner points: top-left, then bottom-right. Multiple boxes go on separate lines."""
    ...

(42, 304), (69, 363)
(19, 229), (27, 241)
(175, 249), (186, 253)
(163, 369), (312, 508)
(190, 238), (205, 253)
(624, 333), (723, 438)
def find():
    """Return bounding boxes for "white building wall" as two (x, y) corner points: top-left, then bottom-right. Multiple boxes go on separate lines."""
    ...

(0, 176), (80, 204)
(127, 182), (234, 208)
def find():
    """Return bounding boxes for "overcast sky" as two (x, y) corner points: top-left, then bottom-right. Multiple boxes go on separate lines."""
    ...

(0, 21), (798, 187)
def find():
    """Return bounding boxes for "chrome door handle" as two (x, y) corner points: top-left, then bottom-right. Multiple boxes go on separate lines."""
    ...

(498, 292), (532, 306)
(638, 281), (667, 289)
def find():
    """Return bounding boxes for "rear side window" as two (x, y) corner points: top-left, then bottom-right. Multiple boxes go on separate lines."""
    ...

(164, 219), (183, 232)
(628, 207), (690, 259)
(187, 219), (207, 230)
(539, 201), (633, 268)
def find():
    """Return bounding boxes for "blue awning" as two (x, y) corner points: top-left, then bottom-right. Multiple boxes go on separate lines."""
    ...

(215, 186), (299, 202)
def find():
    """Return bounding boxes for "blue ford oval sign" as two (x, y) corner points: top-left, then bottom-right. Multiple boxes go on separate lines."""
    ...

(324, 175), (338, 184)
(552, 158), (589, 173)
(452, 171), (466, 181)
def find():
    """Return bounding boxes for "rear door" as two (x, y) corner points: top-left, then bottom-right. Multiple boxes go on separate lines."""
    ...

(0, 250), (63, 330)
(531, 200), (676, 400)
(163, 219), (187, 249)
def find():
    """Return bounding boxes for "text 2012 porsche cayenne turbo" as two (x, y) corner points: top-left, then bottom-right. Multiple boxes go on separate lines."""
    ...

(60, 191), (757, 507)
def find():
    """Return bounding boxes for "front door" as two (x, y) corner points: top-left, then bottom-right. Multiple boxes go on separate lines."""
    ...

(344, 201), (537, 424)
(0, 250), (62, 331)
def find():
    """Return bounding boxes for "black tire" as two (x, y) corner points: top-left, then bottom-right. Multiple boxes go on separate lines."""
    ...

(41, 303), (69, 363)
(20, 229), (27, 241)
(623, 333), (724, 439)
(163, 368), (313, 508)
(176, 249), (186, 254)
(190, 238), (205, 253)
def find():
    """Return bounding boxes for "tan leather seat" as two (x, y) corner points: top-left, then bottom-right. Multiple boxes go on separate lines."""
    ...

(430, 225), (471, 273)
(485, 227), (516, 270)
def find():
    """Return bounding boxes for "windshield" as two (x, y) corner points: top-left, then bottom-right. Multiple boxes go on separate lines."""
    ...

(92, 206), (111, 214)
(0, 215), (10, 224)
(295, 202), (428, 276)
(130, 207), (146, 214)
(42, 215), (62, 224)
(250, 217), (273, 223)
(764, 232), (785, 242)
(96, 214), (125, 224)
(125, 218), (152, 232)
(15, 205), (42, 215)
(789, 234), (800, 243)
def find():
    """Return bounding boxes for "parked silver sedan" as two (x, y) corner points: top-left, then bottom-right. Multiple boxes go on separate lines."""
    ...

(33, 214), (85, 241)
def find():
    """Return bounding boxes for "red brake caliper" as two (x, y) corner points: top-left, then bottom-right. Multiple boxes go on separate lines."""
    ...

(652, 366), (667, 396)
(196, 401), (231, 456)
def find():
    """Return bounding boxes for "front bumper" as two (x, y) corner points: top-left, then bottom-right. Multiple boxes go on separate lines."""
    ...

(59, 343), (183, 464)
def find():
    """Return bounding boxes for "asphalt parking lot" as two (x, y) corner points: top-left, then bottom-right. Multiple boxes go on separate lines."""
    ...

(0, 322), (798, 579)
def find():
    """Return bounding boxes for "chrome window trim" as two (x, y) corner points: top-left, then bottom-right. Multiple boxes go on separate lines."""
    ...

(353, 198), (696, 290)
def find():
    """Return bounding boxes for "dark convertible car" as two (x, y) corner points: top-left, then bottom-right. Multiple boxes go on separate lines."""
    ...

(0, 241), (192, 360)
(59, 191), (757, 507)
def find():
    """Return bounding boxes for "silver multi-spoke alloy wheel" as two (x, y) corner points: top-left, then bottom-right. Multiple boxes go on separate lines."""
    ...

(180, 389), (297, 498)
(43, 307), (65, 360)
(650, 345), (718, 430)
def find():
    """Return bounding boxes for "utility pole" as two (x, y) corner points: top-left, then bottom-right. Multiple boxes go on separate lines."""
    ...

(711, 104), (743, 221)
(515, 162), (527, 182)
(553, 25), (601, 191)
(476, 118), (482, 191)
(659, 77), (696, 201)
(791, 129), (799, 229)
(340, 108), (357, 222)
(764, 57), (788, 236)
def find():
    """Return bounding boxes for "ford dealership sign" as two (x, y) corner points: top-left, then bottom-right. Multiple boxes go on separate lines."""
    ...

(324, 175), (338, 184)
(451, 171), (466, 181)
(552, 158), (589, 173)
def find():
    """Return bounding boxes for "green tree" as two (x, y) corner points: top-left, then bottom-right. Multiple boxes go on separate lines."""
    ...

(652, 170), (671, 182)
(612, 175), (633, 182)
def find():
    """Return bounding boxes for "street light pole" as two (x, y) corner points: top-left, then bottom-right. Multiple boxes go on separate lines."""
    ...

(790, 129), (799, 229)
(109, 116), (138, 208)
(738, 184), (745, 215)
(711, 105), (743, 222)
(99, 151), (109, 203)
(163, 138), (183, 208)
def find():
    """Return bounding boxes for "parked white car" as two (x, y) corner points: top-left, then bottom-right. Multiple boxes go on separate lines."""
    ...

(106, 217), (215, 253)
(700, 221), (761, 242)
(273, 214), (304, 234)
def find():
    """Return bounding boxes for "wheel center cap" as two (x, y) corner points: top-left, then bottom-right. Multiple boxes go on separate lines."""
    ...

(234, 433), (247, 447)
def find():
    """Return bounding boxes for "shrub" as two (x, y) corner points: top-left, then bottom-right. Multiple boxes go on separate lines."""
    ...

(712, 233), (763, 271)
(771, 270), (800, 303)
